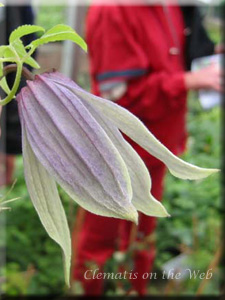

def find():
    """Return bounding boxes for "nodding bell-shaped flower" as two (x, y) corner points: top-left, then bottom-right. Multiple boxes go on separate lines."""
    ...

(17, 71), (219, 285)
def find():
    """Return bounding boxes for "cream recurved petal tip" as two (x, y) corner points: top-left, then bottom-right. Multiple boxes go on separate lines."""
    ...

(16, 71), (219, 285)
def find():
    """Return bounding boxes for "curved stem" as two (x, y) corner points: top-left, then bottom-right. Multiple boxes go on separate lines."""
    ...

(0, 63), (35, 106)
(0, 62), (22, 106)
(23, 45), (36, 62)
(1, 64), (34, 81)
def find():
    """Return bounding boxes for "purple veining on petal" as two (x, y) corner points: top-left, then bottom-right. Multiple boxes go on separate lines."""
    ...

(19, 87), (125, 217)
(30, 77), (130, 199)
(17, 74), (137, 221)
(36, 74), (131, 198)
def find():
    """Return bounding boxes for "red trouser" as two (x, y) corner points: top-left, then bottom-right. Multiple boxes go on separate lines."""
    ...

(73, 160), (166, 295)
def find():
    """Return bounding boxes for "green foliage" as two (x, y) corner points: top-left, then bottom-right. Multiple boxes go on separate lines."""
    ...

(28, 24), (87, 52)
(153, 94), (221, 295)
(9, 25), (45, 44)
(1, 158), (77, 295)
(11, 39), (40, 69)
(207, 24), (222, 45)
(0, 23), (87, 105)
(0, 77), (11, 95)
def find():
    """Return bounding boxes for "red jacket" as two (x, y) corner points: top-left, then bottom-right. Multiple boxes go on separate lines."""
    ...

(86, 5), (188, 165)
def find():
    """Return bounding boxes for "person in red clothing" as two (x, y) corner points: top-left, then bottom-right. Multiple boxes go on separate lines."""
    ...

(73, 4), (222, 295)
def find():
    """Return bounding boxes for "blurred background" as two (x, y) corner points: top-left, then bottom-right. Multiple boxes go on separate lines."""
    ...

(0, 2), (223, 296)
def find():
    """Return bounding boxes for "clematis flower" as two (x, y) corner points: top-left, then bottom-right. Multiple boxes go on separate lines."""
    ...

(16, 71), (219, 285)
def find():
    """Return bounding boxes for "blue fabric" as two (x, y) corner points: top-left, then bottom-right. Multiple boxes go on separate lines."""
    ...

(97, 69), (148, 82)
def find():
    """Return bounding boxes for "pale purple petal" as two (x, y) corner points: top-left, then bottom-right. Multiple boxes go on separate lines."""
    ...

(59, 81), (219, 180)
(20, 114), (71, 286)
(49, 77), (169, 217)
(17, 75), (138, 223)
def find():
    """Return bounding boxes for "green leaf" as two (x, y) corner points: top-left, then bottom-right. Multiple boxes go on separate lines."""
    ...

(0, 3), (4, 7)
(9, 25), (45, 44)
(0, 46), (7, 58)
(2, 46), (17, 60)
(24, 56), (40, 69)
(0, 77), (11, 95)
(30, 24), (87, 52)
(22, 127), (71, 287)
(12, 39), (40, 69)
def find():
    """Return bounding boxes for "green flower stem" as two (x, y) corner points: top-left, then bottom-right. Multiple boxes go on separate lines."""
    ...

(20, 45), (37, 65)
(0, 64), (35, 106)
(0, 62), (22, 106)
(24, 45), (36, 60)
